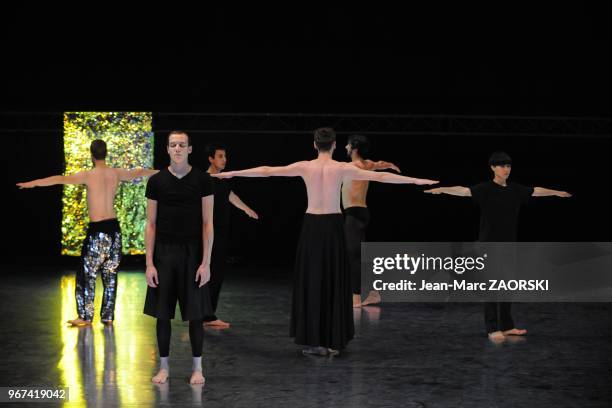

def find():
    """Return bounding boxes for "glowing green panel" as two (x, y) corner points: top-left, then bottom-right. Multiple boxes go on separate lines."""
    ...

(62, 112), (153, 255)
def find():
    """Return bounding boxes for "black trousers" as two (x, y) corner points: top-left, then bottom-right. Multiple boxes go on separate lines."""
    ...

(483, 244), (517, 333)
(344, 207), (370, 295)
(204, 228), (230, 322)
(144, 240), (213, 321)
(484, 302), (515, 333)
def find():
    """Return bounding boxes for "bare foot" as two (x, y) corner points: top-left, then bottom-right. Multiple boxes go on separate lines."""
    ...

(503, 328), (527, 336)
(353, 294), (362, 308)
(189, 370), (205, 385)
(302, 347), (339, 356)
(302, 346), (328, 356)
(204, 319), (230, 329)
(488, 331), (505, 344)
(361, 290), (381, 306)
(505, 335), (527, 344)
(152, 369), (169, 384)
(67, 318), (92, 326)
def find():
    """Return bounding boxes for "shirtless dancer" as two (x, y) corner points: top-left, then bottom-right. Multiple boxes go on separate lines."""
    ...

(342, 135), (401, 307)
(17, 139), (158, 326)
(213, 128), (437, 355)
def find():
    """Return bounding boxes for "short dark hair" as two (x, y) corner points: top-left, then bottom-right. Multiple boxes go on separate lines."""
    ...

(167, 130), (191, 146)
(314, 127), (336, 152)
(347, 134), (371, 159)
(488, 151), (512, 166)
(90, 139), (107, 160)
(206, 142), (227, 159)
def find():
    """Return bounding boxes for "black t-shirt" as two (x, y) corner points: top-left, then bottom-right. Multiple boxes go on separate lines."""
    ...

(211, 177), (233, 229)
(469, 181), (534, 241)
(145, 167), (214, 243)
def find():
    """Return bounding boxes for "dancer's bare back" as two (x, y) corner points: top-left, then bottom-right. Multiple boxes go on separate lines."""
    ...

(17, 166), (157, 221)
(83, 167), (125, 221)
(212, 156), (437, 214)
(301, 158), (351, 214)
(342, 161), (374, 209)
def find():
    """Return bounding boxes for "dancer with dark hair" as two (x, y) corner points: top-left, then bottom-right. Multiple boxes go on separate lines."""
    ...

(342, 134), (401, 307)
(17, 139), (158, 326)
(144, 131), (214, 385)
(213, 128), (437, 355)
(205, 143), (259, 329)
(425, 151), (571, 342)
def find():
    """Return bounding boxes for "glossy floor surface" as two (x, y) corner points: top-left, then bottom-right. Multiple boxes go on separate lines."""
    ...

(0, 267), (610, 407)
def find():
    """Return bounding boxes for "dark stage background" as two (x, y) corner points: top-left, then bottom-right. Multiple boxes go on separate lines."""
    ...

(5, 114), (610, 268)
(2, 4), (611, 269)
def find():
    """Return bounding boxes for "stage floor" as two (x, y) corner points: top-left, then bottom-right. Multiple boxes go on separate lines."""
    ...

(0, 266), (610, 407)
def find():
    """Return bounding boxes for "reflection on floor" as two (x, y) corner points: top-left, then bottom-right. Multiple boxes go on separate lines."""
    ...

(0, 267), (610, 407)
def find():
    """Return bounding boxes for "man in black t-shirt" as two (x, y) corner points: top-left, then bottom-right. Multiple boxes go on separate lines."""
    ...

(144, 130), (215, 385)
(204, 143), (259, 329)
(425, 151), (571, 342)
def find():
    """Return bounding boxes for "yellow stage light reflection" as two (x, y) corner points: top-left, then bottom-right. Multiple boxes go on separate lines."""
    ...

(57, 274), (156, 406)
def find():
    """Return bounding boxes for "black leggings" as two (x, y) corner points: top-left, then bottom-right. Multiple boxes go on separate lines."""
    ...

(204, 230), (230, 321)
(344, 207), (370, 295)
(484, 302), (514, 333)
(157, 319), (204, 357)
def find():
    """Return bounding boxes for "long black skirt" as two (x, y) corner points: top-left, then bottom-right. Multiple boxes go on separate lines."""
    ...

(290, 213), (354, 349)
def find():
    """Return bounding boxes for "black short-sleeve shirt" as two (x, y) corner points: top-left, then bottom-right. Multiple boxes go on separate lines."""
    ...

(469, 181), (533, 241)
(146, 167), (214, 243)
(211, 177), (233, 229)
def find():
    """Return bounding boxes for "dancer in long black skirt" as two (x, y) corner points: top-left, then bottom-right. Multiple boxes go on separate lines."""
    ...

(213, 128), (437, 355)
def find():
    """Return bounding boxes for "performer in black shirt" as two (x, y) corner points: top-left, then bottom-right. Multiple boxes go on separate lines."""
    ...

(205, 143), (259, 329)
(425, 151), (571, 342)
(144, 131), (214, 385)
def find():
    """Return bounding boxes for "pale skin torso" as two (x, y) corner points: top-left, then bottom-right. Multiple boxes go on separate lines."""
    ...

(83, 167), (122, 221)
(17, 162), (158, 222)
(301, 157), (354, 214)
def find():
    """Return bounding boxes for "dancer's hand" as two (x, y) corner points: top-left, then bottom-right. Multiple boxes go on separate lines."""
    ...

(196, 264), (210, 287)
(16, 181), (36, 189)
(557, 191), (572, 198)
(244, 208), (259, 219)
(388, 163), (401, 173)
(146, 265), (159, 287)
(424, 188), (442, 194)
(419, 179), (439, 186)
(379, 161), (400, 173)
(211, 171), (234, 179)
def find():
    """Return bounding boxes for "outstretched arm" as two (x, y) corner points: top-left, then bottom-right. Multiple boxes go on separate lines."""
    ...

(424, 186), (471, 196)
(16, 172), (87, 188)
(116, 168), (159, 182)
(533, 187), (572, 198)
(343, 163), (437, 185)
(212, 161), (307, 178)
(229, 191), (259, 219)
(364, 159), (401, 173)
